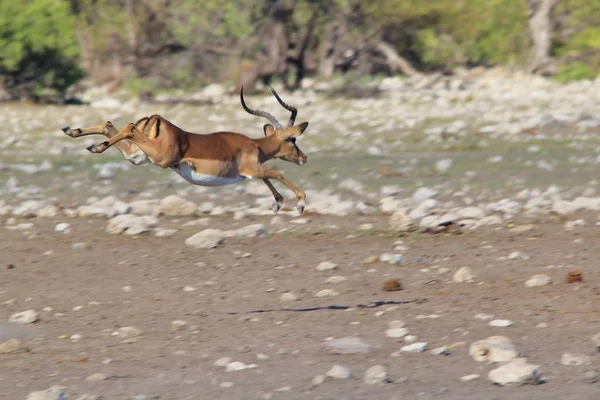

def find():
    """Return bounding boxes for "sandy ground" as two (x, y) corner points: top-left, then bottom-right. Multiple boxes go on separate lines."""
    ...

(0, 212), (598, 400)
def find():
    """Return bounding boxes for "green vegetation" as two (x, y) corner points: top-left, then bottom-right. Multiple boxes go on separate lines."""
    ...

(1, 0), (599, 102)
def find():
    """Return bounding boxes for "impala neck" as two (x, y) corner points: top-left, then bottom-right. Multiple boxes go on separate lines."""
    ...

(256, 136), (281, 163)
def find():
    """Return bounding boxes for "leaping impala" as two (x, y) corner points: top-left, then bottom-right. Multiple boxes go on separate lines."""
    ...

(61, 85), (310, 214)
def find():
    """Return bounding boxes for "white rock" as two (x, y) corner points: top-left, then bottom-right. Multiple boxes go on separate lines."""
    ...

(525, 274), (552, 287)
(413, 187), (438, 202)
(115, 326), (143, 339)
(385, 328), (409, 338)
(280, 292), (299, 302)
(214, 357), (231, 367)
(457, 207), (485, 220)
(326, 337), (371, 354)
(54, 223), (70, 233)
(389, 209), (415, 232)
(430, 346), (450, 355)
(86, 373), (108, 381)
(129, 199), (160, 215)
(420, 215), (440, 231)
(37, 204), (60, 218)
(326, 364), (352, 379)
(400, 342), (428, 353)
(364, 365), (388, 384)
(475, 313), (495, 321)
(235, 224), (268, 238)
(26, 385), (67, 400)
(460, 374), (480, 381)
(409, 199), (438, 220)
(435, 159), (453, 173)
(156, 195), (198, 217)
(469, 336), (518, 363)
(388, 320), (407, 329)
(171, 320), (187, 331)
(185, 229), (225, 249)
(312, 375), (326, 386)
(155, 228), (177, 237)
(9, 310), (39, 324)
(226, 361), (255, 372)
(453, 267), (474, 283)
(12, 200), (48, 217)
(106, 215), (158, 235)
(315, 289), (338, 297)
(561, 353), (591, 366)
(0, 339), (28, 354)
(488, 359), (541, 386)
(316, 261), (338, 271)
(404, 335), (418, 343)
(326, 275), (347, 284)
(489, 319), (513, 328)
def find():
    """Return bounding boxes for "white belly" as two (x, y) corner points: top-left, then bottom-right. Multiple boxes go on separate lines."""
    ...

(173, 163), (247, 187)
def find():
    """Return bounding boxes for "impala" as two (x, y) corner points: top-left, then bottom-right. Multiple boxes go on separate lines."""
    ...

(61, 85), (310, 214)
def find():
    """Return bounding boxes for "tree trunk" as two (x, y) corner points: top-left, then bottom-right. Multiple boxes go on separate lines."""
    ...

(527, 0), (558, 76)
(372, 41), (419, 76)
(317, 17), (346, 79)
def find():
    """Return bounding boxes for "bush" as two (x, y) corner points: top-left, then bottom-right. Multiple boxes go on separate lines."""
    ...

(0, 0), (83, 102)
(555, 62), (598, 83)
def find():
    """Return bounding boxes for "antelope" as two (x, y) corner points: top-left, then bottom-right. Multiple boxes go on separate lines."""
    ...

(61, 85), (310, 214)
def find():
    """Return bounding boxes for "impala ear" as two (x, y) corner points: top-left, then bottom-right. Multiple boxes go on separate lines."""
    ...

(263, 124), (276, 137)
(298, 121), (309, 134)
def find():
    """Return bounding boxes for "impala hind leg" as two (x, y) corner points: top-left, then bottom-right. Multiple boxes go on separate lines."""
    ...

(254, 168), (306, 214)
(61, 122), (148, 165)
(262, 179), (284, 213)
(86, 124), (135, 154)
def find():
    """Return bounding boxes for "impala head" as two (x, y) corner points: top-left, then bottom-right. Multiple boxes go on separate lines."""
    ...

(240, 84), (309, 166)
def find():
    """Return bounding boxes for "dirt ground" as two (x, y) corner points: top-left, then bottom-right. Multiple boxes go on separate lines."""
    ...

(0, 212), (598, 400)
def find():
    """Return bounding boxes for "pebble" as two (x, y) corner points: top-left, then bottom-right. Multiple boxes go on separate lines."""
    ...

(475, 313), (494, 321)
(385, 328), (409, 338)
(453, 267), (474, 283)
(364, 365), (388, 384)
(326, 364), (352, 379)
(430, 346), (450, 356)
(0, 339), (29, 354)
(9, 310), (39, 324)
(316, 261), (338, 271)
(280, 292), (299, 302)
(488, 359), (541, 386)
(85, 373), (108, 381)
(25, 385), (67, 400)
(583, 370), (599, 384)
(561, 353), (591, 366)
(389, 320), (407, 329)
(470, 336), (518, 363)
(315, 289), (338, 297)
(171, 320), (187, 331)
(326, 337), (371, 354)
(115, 326), (143, 339)
(381, 278), (403, 291)
(460, 374), (480, 381)
(214, 357), (231, 367)
(400, 342), (428, 353)
(226, 361), (255, 372)
(326, 275), (348, 284)
(525, 274), (552, 287)
(489, 319), (513, 328)
(54, 223), (70, 233)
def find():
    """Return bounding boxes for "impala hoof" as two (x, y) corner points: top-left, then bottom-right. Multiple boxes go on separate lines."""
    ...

(273, 201), (282, 214)
(86, 144), (97, 153)
(61, 126), (73, 136)
(297, 203), (305, 215)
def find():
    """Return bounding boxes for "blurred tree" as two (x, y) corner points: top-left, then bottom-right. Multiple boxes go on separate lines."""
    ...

(0, 0), (82, 101)
(527, 0), (559, 75)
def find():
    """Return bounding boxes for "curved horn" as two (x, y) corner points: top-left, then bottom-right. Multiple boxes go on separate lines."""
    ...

(268, 83), (297, 127)
(240, 86), (283, 129)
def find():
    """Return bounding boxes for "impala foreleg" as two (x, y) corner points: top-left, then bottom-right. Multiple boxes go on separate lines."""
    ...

(254, 168), (306, 214)
(262, 178), (284, 213)
(86, 123), (134, 154)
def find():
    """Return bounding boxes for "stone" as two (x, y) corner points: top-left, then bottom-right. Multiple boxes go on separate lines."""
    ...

(592, 333), (600, 351)
(400, 342), (428, 353)
(156, 195), (198, 217)
(155, 229), (177, 237)
(0, 339), (29, 354)
(525, 274), (552, 287)
(171, 320), (187, 331)
(316, 261), (338, 271)
(129, 199), (160, 215)
(489, 319), (513, 328)
(106, 215), (158, 235)
(115, 326), (143, 339)
(389, 320), (407, 329)
(561, 353), (591, 366)
(326, 337), (371, 354)
(566, 271), (583, 283)
(9, 310), (39, 324)
(385, 328), (409, 338)
(469, 336), (518, 363)
(226, 361), (255, 372)
(583, 370), (599, 384)
(488, 359), (541, 386)
(453, 267), (474, 283)
(12, 200), (48, 218)
(26, 385), (67, 400)
(326, 364), (352, 379)
(460, 374), (480, 381)
(435, 159), (453, 173)
(235, 224), (268, 238)
(389, 209), (415, 233)
(430, 346), (451, 356)
(413, 187), (437, 202)
(185, 229), (225, 249)
(382, 278), (403, 291)
(86, 373), (108, 381)
(364, 365), (388, 384)
(214, 357), (231, 367)
(280, 292), (299, 302)
(315, 289), (338, 297)
(326, 276), (348, 284)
